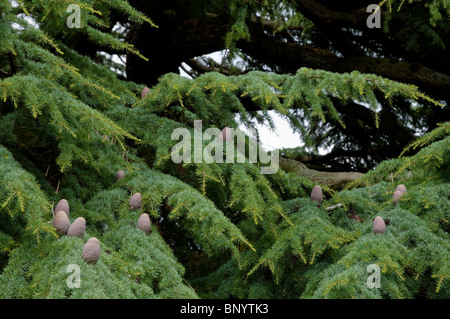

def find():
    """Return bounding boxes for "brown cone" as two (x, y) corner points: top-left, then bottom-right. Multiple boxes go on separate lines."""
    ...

(129, 193), (142, 210)
(393, 190), (403, 204)
(310, 185), (323, 204)
(137, 213), (152, 234)
(67, 217), (86, 238)
(55, 199), (69, 217)
(115, 170), (125, 181)
(53, 210), (71, 235)
(141, 87), (150, 98)
(373, 216), (386, 234)
(82, 237), (100, 264)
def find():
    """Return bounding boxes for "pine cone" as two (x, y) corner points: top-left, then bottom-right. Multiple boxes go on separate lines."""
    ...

(129, 193), (143, 210)
(67, 217), (86, 238)
(137, 213), (152, 234)
(393, 190), (403, 204)
(310, 185), (323, 204)
(115, 170), (125, 181)
(53, 210), (71, 235)
(82, 237), (101, 264)
(373, 216), (386, 234)
(55, 199), (69, 217)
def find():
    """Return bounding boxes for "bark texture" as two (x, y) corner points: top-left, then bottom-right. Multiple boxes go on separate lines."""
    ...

(280, 157), (364, 190)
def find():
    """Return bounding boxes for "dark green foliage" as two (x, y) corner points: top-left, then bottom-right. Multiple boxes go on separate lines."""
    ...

(0, 0), (449, 299)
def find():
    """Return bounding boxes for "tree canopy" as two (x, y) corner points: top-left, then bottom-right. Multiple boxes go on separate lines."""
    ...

(0, 0), (449, 299)
(118, 0), (450, 171)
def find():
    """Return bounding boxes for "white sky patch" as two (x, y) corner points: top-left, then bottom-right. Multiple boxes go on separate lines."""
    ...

(237, 112), (304, 151)
(98, 48), (334, 153)
(6, 4), (336, 155)
(179, 51), (305, 151)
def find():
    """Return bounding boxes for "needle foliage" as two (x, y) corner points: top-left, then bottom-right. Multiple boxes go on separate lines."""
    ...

(0, 0), (448, 299)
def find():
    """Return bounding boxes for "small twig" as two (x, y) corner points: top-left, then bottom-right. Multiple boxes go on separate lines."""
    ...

(326, 203), (344, 211)
(55, 179), (60, 194)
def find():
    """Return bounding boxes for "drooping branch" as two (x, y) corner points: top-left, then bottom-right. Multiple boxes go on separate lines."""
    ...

(115, 2), (450, 101)
(237, 24), (450, 100)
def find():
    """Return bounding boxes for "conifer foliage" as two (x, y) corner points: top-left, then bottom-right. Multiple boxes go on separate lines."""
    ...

(0, 0), (449, 299)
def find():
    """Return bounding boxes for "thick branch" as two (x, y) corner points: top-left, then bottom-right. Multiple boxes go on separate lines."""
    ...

(237, 27), (450, 100)
(293, 0), (370, 56)
(293, 149), (369, 171)
(250, 16), (305, 31)
(185, 58), (244, 76)
(280, 157), (364, 190)
(293, 0), (370, 28)
(126, 15), (229, 85)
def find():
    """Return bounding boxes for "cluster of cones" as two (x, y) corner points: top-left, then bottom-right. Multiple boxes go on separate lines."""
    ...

(373, 184), (408, 234)
(309, 184), (408, 235)
(392, 184), (407, 204)
(115, 170), (152, 235)
(51, 170), (153, 265)
(51, 199), (99, 264)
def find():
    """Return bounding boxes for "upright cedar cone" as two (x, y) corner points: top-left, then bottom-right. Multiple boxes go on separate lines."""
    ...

(141, 87), (150, 98)
(53, 210), (71, 235)
(219, 127), (233, 142)
(115, 170), (125, 181)
(129, 193), (143, 210)
(373, 216), (386, 234)
(137, 213), (152, 234)
(310, 185), (323, 204)
(82, 237), (101, 264)
(396, 184), (407, 194)
(393, 190), (403, 204)
(67, 217), (86, 238)
(55, 199), (69, 217)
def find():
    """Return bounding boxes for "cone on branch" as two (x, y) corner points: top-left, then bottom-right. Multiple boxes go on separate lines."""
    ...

(373, 216), (386, 234)
(137, 213), (152, 234)
(55, 199), (69, 217)
(53, 210), (71, 235)
(67, 217), (86, 238)
(82, 237), (101, 264)
(129, 193), (143, 210)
